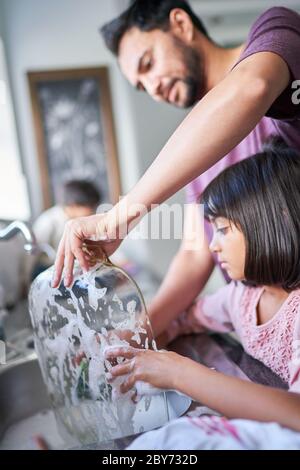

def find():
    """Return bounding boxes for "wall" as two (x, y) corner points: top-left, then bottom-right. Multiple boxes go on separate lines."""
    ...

(190, 0), (300, 45)
(0, 41), (30, 220)
(0, 0), (191, 279)
(0, 3), (3, 36)
(0, 2), (30, 305)
(1, 0), (138, 214)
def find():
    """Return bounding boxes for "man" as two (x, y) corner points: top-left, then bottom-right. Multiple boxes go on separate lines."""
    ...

(53, 1), (300, 342)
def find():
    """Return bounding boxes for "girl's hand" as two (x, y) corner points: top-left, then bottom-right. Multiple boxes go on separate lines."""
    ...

(52, 212), (122, 288)
(105, 347), (185, 394)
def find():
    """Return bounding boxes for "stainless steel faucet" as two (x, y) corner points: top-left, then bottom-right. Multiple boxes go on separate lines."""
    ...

(0, 220), (56, 261)
(0, 221), (56, 356)
(0, 221), (37, 254)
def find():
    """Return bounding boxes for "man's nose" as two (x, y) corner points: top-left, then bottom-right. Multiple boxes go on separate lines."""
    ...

(142, 76), (162, 100)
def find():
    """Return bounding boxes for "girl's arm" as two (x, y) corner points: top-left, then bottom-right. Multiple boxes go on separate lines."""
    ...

(106, 348), (300, 432)
(178, 357), (300, 432)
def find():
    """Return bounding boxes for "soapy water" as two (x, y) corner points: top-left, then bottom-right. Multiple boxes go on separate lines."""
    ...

(28, 262), (169, 445)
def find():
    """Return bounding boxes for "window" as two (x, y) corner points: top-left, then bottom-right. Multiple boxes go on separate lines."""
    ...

(0, 38), (30, 221)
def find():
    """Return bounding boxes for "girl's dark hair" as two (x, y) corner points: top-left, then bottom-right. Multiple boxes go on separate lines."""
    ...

(201, 136), (300, 291)
(100, 0), (209, 56)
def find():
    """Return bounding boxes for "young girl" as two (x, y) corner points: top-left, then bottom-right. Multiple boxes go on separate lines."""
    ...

(106, 137), (300, 432)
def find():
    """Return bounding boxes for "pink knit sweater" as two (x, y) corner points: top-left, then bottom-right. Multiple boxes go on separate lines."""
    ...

(168, 282), (300, 392)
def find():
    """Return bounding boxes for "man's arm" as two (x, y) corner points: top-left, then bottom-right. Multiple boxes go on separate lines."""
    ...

(149, 203), (215, 338)
(124, 51), (290, 210)
(53, 52), (290, 286)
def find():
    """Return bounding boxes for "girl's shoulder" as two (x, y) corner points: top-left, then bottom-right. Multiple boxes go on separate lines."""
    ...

(219, 282), (262, 317)
(229, 281), (262, 303)
(288, 289), (300, 332)
(288, 289), (300, 392)
(238, 285), (300, 317)
(287, 288), (300, 307)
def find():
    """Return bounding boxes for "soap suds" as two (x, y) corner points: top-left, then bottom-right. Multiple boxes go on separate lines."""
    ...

(29, 263), (169, 445)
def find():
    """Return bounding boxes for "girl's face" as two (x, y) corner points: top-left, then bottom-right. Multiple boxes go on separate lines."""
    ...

(209, 217), (246, 281)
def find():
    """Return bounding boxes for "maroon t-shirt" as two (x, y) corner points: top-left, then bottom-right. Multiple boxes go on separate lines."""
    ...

(234, 6), (300, 121)
(186, 6), (300, 205)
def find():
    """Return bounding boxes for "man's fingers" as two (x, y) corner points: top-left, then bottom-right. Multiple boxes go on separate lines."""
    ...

(64, 242), (75, 287)
(52, 238), (66, 287)
(87, 258), (98, 267)
(51, 213), (120, 289)
(73, 246), (89, 273)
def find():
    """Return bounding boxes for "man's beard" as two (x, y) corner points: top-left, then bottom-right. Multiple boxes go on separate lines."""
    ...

(172, 36), (204, 108)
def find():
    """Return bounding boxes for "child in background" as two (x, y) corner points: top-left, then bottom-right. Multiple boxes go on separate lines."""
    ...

(106, 137), (300, 431)
(34, 180), (101, 252)
(31, 179), (101, 278)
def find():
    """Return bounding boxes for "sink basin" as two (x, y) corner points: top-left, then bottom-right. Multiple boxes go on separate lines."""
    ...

(0, 356), (66, 449)
(2, 299), (35, 362)
(0, 357), (191, 450)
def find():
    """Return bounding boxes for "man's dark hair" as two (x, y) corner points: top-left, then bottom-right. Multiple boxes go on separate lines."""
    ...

(61, 180), (101, 208)
(201, 136), (300, 292)
(100, 0), (209, 56)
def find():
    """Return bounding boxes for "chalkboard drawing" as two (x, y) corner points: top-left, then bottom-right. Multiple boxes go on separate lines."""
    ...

(28, 68), (121, 208)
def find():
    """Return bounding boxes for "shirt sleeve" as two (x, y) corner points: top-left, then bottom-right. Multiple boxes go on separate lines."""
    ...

(188, 282), (245, 333)
(33, 211), (55, 247)
(185, 180), (201, 204)
(166, 282), (245, 343)
(234, 7), (300, 120)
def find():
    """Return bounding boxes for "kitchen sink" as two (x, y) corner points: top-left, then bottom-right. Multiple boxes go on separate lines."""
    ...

(0, 296), (192, 450)
(0, 356), (67, 449)
(0, 356), (191, 450)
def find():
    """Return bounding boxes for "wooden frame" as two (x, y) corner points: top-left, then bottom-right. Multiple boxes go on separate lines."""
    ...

(28, 67), (121, 208)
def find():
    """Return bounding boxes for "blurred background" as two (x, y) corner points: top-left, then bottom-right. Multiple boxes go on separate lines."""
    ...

(0, 0), (300, 307)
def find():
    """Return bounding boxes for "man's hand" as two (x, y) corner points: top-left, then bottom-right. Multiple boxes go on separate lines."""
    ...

(52, 212), (122, 288)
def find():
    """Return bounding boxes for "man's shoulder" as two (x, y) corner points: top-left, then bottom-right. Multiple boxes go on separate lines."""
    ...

(249, 6), (300, 39)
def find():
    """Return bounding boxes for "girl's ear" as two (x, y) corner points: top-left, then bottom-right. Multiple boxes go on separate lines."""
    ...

(169, 8), (195, 43)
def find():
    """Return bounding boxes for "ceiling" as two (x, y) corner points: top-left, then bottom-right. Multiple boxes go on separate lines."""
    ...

(191, 0), (300, 44)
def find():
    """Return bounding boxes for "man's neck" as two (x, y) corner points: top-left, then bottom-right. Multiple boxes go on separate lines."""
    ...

(197, 36), (245, 92)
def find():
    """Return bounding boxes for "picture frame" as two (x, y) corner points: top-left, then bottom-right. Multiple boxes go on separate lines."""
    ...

(27, 67), (121, 208)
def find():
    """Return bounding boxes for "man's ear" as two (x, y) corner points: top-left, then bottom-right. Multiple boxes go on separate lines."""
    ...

(169, 8), (195, 42)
